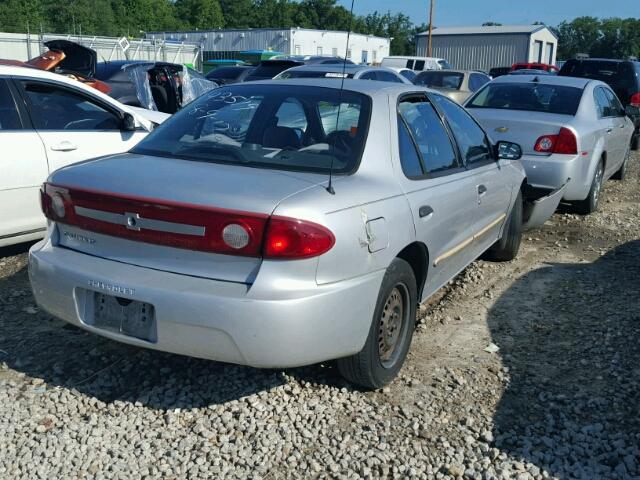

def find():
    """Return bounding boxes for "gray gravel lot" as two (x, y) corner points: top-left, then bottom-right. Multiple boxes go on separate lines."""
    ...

(1, 152), (639, 480)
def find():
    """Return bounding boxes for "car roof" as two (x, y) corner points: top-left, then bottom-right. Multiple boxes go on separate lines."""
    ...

(416, 69), (482, 75)
(284, 64), (376, 73)
(238, 77), (430, 97)
(489, 74), (593, 88)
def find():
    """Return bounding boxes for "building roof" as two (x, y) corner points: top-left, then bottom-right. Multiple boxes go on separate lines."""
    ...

(418, 25), (556, 38)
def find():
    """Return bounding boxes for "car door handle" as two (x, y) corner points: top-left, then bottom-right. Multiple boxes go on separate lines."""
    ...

(477, 184), (488, 195)
(50, 141), (78, 152)
(419, 205), (434, 218)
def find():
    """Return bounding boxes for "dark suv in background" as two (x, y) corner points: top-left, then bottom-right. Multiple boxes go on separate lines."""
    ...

(560, 58), (640, 150)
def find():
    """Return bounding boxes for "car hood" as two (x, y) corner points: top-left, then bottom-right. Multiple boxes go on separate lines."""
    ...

(42, 40), (97, 77)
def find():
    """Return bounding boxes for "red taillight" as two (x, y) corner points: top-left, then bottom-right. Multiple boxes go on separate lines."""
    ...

(41, 183), (335, 259)
(554, 127), (578, 154)
(533, 127), (577, 155)
(264, 217), (335, 259)
(630, 92), (640, 108)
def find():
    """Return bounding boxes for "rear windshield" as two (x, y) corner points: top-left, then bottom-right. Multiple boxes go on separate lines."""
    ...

(131, 84), (371, 174)
(206, 67), (246, 80)
(278, 70), (355, 79)
(414, 71), (464, 89)
(560, 60), (622, 83)
(467, 82), (583, 115)
(245, 62), (299, 80)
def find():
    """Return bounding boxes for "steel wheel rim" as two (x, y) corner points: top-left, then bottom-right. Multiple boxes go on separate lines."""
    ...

(378, 284), (409, 368)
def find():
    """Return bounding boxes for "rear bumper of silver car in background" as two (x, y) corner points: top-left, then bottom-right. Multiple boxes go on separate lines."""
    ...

(520, 153), (590, 201)
(29, 240), (384, 368)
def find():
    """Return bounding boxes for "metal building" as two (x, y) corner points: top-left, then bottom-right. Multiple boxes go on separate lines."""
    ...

(416, 25), (558, 71)
(149, 28), (391, 64)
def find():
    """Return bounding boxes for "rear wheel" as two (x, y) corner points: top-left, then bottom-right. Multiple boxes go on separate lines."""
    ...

(486, 190), (523, 262)
(337, 258), (417, 389)
(574, 160), (604, 215)
(612, 149), (629, 181)
(631, 134), (639, 152)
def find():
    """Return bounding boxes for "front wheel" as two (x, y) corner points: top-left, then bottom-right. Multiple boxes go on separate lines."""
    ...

(337, 258), (417, 389)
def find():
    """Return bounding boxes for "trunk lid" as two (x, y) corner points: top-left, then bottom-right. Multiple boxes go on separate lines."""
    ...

(50, 153), (325, 283)
(469, 109), (574, 155)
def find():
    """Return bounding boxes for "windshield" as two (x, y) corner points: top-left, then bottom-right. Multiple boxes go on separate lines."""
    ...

(414, 71), (464, 89)
(131, 84), (371, 174)
(438, 60), (452, 69)
(467, 83), (583, 115)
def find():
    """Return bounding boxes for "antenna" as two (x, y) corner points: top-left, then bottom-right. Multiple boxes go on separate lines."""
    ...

(326, 0), (355, 195)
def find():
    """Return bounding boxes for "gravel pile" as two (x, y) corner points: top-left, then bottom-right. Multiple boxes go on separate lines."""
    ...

(0, 152), (638, 479)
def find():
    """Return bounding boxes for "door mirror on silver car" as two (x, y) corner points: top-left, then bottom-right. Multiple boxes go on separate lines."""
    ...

(121, 112), (136, 131)
(496, 141), (522, 160)
(625, 105), (640, 118)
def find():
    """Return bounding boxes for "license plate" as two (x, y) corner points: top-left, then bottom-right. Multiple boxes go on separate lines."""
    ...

(92, 292), (157, 342)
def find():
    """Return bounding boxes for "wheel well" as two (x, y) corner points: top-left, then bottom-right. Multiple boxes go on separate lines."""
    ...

(397, 242), (429, 300)
(600, 151), (607, 170)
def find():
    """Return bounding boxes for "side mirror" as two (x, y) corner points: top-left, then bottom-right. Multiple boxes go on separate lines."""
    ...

(625, 105), (640, 118)
(497, 141), (522, 160)
(121, 112), (136, 131)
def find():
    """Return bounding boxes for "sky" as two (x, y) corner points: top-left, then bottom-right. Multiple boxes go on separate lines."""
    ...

(337, 0), (638, 28)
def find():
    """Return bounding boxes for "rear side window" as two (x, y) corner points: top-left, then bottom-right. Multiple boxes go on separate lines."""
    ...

(0, 79), (22, 130)
(414, 60), (426, 71)
(405, 60), (414, 69)
(397, 117), (423, 177)
(467, 82), (583, 115)
(560, 60), (621, 84)
(593, 87), (611, 118)
(468, 73), (490, 92)
(398, 99), (458, 176)
(22, 82), (121, 130)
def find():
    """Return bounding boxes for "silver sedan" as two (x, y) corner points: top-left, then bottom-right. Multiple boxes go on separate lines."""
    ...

(29, 80), (561, 388)
(465, 74), (635, 214)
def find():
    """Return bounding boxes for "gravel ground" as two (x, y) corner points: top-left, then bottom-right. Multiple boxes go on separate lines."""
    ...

(1, 152), (639, 480)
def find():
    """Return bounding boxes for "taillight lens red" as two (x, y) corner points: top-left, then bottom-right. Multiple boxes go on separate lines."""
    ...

(533, 127), (577, 155)
(630, 92), (640, 108)
(41, 183), (335, 260)
(264, 217), (335, 259)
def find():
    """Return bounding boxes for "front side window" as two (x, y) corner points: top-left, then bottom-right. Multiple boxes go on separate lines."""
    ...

(432, 94), (491, 166)
(0, 79), (22, 130)
(398, 99), (458, 175)
(132, 85), (371, 175)
(467, 82), (583, 116)
(22, 82), (120, 130)
(603, 88), (625, 117)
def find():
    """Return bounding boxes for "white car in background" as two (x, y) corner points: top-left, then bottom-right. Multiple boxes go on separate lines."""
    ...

(381, 56), (452, 72)
(0, 65), (168, 247)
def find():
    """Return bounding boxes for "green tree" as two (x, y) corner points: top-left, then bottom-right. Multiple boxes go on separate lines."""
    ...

(218, 0), (255, 28)
(176, 0), (224, 30)
(556, 16), (601, 59)
(0, 0), (45, 33)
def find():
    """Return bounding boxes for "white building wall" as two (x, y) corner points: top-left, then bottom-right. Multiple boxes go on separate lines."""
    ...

(528, 29), (558, 65)
(292, 30), (389, 63)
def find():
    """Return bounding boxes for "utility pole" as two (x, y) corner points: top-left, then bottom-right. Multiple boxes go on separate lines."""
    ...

(428, 0), (434, 57)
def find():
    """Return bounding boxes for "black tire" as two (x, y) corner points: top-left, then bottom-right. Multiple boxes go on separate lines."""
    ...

(612, 149), (629, 181)
(631, 134), (639, 152)
(485, 190), (523, 262)
(337, 258), (417, 389)
(574, 160), (604, 215)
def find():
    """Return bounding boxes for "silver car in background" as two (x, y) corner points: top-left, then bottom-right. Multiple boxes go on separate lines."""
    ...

(274, 64), (411, 84)
(465, 74), (635, 213)
(413, 70), (491, 104)
(29, 80), (561, 389)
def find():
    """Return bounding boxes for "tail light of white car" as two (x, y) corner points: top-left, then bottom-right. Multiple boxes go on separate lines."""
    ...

(534, 127), (578, 155)
(40, 183), (334, 260)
